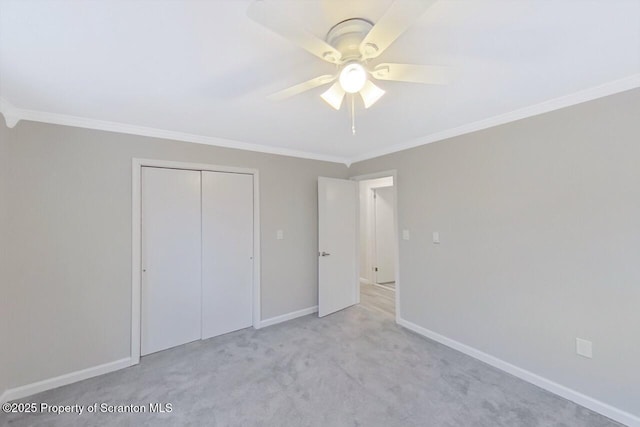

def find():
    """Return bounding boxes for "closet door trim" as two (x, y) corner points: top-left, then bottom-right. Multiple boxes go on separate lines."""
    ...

(131, 158), (261, 365)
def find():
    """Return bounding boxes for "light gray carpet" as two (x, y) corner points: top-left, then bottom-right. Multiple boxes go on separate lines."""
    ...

(1, 305), (621, 427)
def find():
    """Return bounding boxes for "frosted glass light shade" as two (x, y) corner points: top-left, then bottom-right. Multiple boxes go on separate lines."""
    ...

(339, 63), (367, 94)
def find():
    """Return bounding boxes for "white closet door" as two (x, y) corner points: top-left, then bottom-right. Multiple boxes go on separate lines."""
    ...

(141, 167), (202, 355)
(201, 171), (254, 339)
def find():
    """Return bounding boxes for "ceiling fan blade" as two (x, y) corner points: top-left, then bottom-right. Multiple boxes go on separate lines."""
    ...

(371, 63), (449, 85)
(320, 82), (346, 110)
(359, 0), (437, 60)
(248, 0), (343, 64)
(359, 80), (385, 109)
(268, 75), (335, 101)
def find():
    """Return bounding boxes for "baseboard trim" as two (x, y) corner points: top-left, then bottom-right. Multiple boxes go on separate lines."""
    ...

(0, 357), (133, 404)
(258, 306), (318, 329)
(3, 320), (634, 425)
(397, 318), (639, 427)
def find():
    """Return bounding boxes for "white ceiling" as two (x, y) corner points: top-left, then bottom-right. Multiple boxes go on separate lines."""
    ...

(1, 0), (639, 164)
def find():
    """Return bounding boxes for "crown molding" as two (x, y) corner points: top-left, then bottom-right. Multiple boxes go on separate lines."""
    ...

(0, 97), (20, 128)
(0, 99), (349, 165)
(2, 74), (638, 167)
(348, 73), (640, 165)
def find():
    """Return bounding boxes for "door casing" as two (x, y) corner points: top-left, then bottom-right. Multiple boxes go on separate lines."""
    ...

(350, 170), (400, 323)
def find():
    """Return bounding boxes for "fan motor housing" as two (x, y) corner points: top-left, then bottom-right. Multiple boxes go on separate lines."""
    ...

(326, 18), (374, 61)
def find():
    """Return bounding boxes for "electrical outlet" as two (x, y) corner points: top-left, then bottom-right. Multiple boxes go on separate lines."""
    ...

(276, 229), (284, 240)
(576, 338), (593, 359)
(402, 229), (410, 240)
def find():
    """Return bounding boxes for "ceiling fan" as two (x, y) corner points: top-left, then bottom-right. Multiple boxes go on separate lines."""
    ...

(247, 0), (449, 133)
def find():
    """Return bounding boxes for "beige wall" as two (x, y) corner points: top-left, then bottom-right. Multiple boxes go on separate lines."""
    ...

(350, 88), (640, 416)
(0, 121), (9, 396)
(1, 120), (347, 390)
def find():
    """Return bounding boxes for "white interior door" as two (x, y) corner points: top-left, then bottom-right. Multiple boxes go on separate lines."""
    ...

(374, 186), (395, 284)
(141, 167), (202, 355)
(201, 171), (254, 339)
(318, 177), (358, 317)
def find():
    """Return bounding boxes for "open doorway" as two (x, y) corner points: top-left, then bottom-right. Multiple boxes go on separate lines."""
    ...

(357, 174), (397, 318)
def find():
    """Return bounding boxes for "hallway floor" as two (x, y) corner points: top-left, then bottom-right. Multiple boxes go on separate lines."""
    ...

(360, 281), (395, 318)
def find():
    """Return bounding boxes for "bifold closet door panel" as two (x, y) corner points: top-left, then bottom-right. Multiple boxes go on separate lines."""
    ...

(141, 167), (202, 355)
(202, 171), (254, 339)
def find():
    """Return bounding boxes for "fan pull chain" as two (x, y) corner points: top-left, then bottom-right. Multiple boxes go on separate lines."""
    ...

(351, 95), (356, 135)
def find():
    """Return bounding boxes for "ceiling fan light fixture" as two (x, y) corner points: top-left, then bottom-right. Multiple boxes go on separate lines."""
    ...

(320, 82), (346, 110)
(360, 80), (386, 109)
(339, 62), (367, 94)
(249, 1), (450, 133)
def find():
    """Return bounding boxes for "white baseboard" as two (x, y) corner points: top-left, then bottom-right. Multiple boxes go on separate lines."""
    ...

(1, 306), (317, 403)
(359, 277), (374, 285)
(0, 357), (132, 404)
(3, 319), (634, 426)
(397, 318), (639, 427)
(258, 306), (318, 329)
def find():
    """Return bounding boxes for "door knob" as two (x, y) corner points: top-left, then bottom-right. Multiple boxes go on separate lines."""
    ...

(320, 251), (331, 257)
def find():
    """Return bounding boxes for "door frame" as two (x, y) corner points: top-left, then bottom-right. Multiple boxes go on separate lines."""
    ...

(131, 158), (261, 365)
(350, 170), (400, 323)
